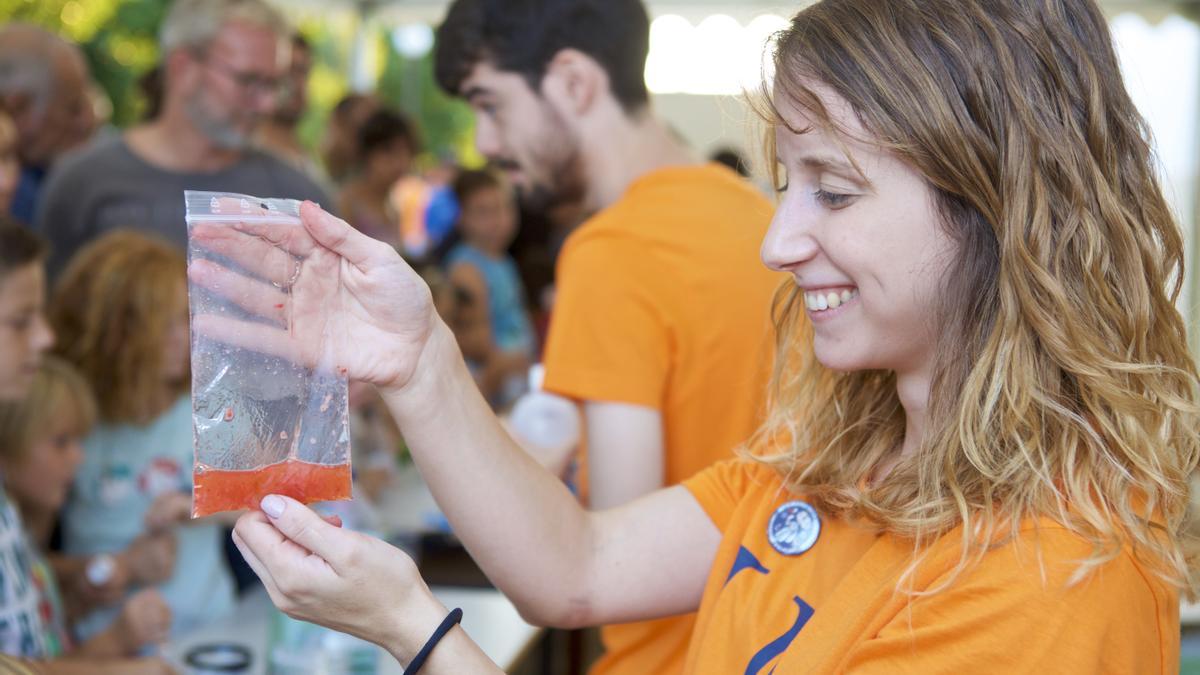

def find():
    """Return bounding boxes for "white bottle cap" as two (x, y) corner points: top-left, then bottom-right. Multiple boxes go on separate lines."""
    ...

(510, 391), (580, 451)
(86, 554), (116, 586)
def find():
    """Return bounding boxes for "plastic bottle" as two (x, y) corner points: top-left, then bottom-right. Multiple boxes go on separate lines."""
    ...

(85, 554), (116, 586)
(508, 364), (581, 455)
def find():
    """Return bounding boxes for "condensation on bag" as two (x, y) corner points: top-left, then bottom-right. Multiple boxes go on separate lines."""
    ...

(186, 190), (351, 516)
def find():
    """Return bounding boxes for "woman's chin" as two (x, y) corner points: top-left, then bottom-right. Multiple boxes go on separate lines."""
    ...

(812, 346), (870, 373)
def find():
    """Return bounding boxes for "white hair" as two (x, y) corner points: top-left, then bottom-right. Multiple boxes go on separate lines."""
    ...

(0, 24), (65, 112)
(159, 0), (288, 55)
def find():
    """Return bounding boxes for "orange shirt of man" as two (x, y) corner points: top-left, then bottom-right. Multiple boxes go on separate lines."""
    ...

(682, 460), (1180, 674)
(542, 163), (781, 675)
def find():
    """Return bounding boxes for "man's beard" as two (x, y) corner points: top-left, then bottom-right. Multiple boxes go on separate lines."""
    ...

(184, 90), (255, 151)
(512, 157), (585, 213)
(507, 108), (587, 214)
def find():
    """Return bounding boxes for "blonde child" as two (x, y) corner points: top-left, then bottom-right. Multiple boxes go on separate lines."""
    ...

(52, 230), (235, 639)
(0, 357), (172, 659)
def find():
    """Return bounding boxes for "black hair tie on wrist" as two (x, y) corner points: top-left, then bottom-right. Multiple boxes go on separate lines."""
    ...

(404, 607), (464, 674)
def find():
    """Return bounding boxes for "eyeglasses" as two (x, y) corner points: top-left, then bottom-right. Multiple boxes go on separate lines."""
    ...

(193, 51), (285, 98)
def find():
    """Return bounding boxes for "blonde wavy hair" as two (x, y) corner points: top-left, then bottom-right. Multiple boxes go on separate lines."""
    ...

(50, 230), (189, 425)
(0, 356), (96, 463)
(750, 0), (1200, 596)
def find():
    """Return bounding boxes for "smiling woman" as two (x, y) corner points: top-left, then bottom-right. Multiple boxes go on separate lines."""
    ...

(753, 0), (1198, 603)
(764, 108), (954, 380)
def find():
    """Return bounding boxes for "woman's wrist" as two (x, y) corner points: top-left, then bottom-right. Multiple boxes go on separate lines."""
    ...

(381, 585), (451, 666)
(379, 320), (466, 416)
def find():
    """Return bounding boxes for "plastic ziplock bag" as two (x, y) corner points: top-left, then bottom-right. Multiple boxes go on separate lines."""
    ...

(186, 190), (351, 516)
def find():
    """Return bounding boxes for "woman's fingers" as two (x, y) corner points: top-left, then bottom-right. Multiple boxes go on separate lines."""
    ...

(189, 259), (289, 326)
(256, 495), (350, 570)
(190, 221), (306, 288)
(300, 201), (388, 270)
(191, 313), (301, 364)
(231, 514), (284, 598)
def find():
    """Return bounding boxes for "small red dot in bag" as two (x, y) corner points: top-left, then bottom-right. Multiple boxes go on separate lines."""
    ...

(224, 407), (234, 422)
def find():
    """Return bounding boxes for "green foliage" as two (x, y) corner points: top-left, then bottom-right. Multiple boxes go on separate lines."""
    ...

(0, 0), (167, 125)
(375, 26), (478, 166)
(83, 0), (169, 125)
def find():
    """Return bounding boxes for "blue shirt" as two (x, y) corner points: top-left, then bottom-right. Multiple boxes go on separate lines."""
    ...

(446, 243), (535, 355)
(9, 167), (44, 226)
(63, 397), (234, 639)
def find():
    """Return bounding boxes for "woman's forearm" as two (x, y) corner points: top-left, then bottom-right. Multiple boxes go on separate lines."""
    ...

(380, 321), (598, 626)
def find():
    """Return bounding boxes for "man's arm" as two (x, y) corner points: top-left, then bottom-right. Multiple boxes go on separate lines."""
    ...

(582, 401), (664, 510)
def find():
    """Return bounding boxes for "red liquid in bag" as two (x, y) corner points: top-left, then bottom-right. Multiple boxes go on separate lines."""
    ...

(192, 458), (351, 516)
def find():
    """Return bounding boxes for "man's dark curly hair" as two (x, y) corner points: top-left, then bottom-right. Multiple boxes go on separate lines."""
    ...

(433, 0), (650, 113)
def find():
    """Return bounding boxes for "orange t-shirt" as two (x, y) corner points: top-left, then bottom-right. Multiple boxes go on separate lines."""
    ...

(542, 163), (781, 675)
(682, 460), (1180, 674)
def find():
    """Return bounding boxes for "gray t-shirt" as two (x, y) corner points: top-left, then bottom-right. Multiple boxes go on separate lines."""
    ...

(34, 135), (334, 276)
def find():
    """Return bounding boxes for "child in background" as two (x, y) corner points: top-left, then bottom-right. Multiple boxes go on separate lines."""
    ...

(347, 379), (404, 503)
(445, 169), (535, 408)
(320, 93), (381, 186)
(0, 356), (172, 659)
(337, 108), (419, 251)
(51, 230), (235, 639)
(0, 217), (56, 659)
(0, 218), (170, 673)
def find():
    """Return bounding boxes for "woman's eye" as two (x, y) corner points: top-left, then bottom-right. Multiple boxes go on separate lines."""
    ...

(775, 181), (789, 194)
(815, 189), (854, 208)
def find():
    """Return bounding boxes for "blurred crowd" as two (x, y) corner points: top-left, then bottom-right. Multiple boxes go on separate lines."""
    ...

(0, 0), (762, 671)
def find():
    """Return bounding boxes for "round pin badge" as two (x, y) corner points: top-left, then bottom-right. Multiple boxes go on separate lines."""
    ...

(767, 500), (821, 556)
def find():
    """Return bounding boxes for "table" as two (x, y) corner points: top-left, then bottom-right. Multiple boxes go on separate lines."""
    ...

(166, 467), (542, 672)
(164, 585), (542, 673)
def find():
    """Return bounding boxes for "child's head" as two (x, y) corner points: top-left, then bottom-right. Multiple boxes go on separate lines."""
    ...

(454, 169), (517, 253)
(0, 217), (54, 401)
(752, 0), (1197, 591)
(0, 356), (95, 514)
(358, 108), (418, 186)
(50, 230), (188, 425)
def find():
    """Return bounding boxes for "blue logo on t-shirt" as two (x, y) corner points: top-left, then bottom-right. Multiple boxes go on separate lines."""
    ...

(767, 500), (820, 556)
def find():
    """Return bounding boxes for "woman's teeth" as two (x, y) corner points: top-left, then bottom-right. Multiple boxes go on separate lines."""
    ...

(804, 288), (857, 312)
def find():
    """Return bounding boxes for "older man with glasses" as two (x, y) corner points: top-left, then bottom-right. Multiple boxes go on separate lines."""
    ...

(34, 0), (333, 277)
